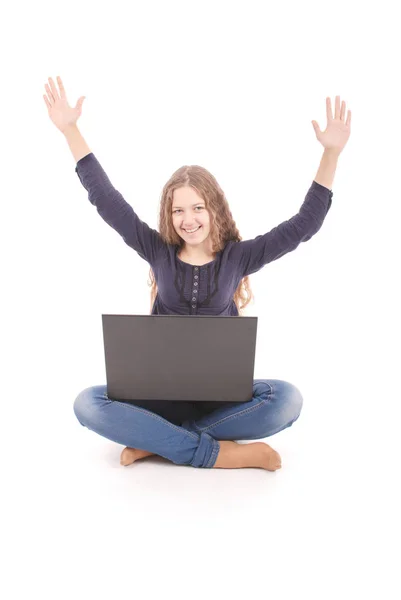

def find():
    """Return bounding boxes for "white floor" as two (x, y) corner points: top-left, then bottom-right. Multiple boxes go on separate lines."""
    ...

(4, 380), (399, 600)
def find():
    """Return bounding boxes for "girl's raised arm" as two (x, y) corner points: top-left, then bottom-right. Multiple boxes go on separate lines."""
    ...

(43, 75), (91, 163)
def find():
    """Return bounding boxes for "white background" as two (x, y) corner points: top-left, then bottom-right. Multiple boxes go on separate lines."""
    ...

(2, 0), (400, 598)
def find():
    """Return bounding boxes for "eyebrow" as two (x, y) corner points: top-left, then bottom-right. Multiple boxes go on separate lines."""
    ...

(172, 203), (205, 209)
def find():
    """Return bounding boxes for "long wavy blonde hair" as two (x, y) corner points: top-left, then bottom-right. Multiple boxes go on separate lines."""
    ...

(147, 164), (254, 316)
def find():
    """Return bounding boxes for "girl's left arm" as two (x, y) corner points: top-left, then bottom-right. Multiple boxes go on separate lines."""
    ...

(314, 148), (340, 190)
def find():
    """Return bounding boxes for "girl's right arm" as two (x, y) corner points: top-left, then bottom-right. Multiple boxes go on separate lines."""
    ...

(44, 75), (166, 264)
(43, 75), (90, 163)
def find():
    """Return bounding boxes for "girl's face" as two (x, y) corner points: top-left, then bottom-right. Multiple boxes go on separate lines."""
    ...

(171, 186), (211, 247)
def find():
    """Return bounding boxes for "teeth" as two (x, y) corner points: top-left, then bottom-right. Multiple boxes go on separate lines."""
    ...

(185, 226), (200, 233)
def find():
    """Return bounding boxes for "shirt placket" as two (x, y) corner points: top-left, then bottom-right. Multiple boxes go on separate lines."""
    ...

(191, 266), (199, 313)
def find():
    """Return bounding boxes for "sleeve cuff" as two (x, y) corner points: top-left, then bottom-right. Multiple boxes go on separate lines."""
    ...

(75, 152), (94, 171)
(311, 180), (333, 195)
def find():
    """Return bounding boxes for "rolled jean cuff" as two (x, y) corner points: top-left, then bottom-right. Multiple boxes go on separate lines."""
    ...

(191, 432), (220, 468)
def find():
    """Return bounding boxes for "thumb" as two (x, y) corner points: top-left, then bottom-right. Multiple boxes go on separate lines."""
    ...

(76, 96), (86, 112)
(311, 120), (321, 137)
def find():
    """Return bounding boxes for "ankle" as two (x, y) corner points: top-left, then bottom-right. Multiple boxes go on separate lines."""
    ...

(213, 441), (243, 468)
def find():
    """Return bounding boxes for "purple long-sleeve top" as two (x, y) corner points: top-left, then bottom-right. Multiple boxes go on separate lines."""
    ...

(75, 153), (333, 316)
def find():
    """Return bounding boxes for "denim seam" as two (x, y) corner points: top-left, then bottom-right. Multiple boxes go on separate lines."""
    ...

(112, 399), (199, 440)
(206, 439), (220, 468)
(196, 383), (274, 434)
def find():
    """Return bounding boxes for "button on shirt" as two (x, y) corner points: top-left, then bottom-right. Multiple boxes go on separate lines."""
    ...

(75, 153), (333, 316)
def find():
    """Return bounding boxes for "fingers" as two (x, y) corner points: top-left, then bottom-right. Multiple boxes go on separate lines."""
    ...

(326, 96), (341, 120)
(45, 76), (64, 105)
(326, 95), (350, 124)
(47, 77), (59, 102)
(326, 97), (332, 121)
(44, 82), (55, 104)
(56, 75), (66, 99)
(340, 100), (346, 121)
(335, 95), (341, 120)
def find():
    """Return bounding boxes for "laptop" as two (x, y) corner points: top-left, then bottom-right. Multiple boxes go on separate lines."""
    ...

(101, 314), (258, 403)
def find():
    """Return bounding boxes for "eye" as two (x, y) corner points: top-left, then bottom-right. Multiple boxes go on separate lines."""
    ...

(173, 207), (204, 214)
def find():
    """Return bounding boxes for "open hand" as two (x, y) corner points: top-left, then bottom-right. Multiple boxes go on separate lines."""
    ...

(312, 96), (351, 154)
(43, 76), (86, 134)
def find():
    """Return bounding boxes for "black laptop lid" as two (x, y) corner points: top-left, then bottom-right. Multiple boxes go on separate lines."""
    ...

(101, 314), (258, 403)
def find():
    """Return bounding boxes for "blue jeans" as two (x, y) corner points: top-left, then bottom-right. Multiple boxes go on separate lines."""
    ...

(73, 379), (303, 468)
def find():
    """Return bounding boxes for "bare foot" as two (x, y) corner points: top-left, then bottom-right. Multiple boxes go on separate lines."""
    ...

(259, 443), (282, 471)
(120, 441), (282, 471)
(120, 447), (156, 466)
(213, 441), (282, 471)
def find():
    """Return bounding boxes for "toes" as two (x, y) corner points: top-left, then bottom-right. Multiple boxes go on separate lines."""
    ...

(265, 449), (282, 471)
(120, 447), (136, 466)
